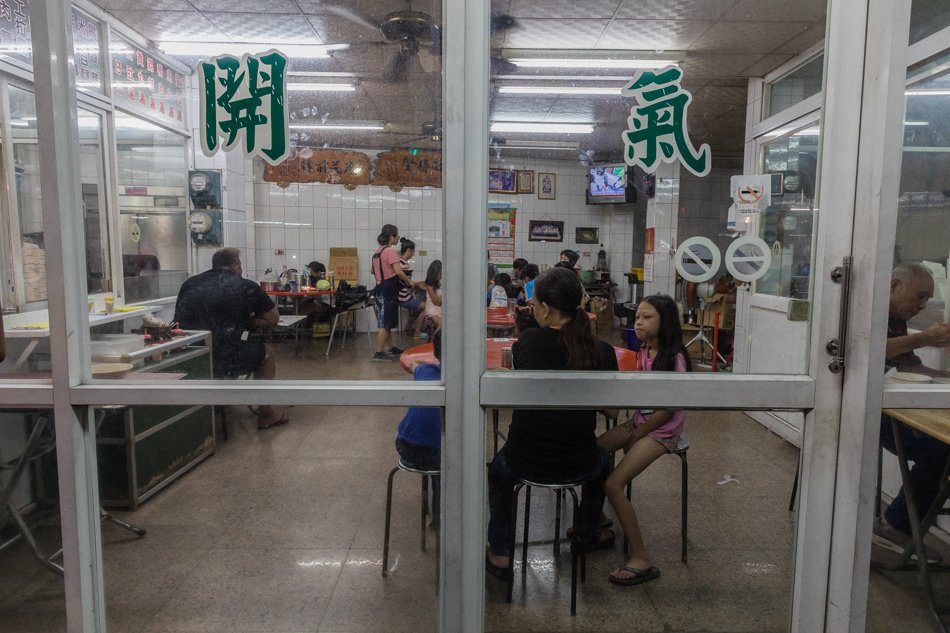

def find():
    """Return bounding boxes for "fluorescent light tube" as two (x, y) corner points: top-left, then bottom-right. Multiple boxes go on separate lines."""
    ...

(905, 89), (950, 96)
(291, 123), (385, 131)
(158, 41), (348, 58)
(490, 122), (594, 134)
(287, 83), (356, 92)
(508, 58), (678, 69)
(500, 144), (579, 151)
(498, 86), (621, 95)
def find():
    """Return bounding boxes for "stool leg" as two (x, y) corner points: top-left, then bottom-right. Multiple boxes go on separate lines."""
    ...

(566, 487), (581, 616)
(507, 484), (524, 604)
(875, 443), (884, 519)
(788, 463), (799, 512)
(521, 486), (532, 577)
(680, 452), (688, 564)
(325, 313), (339, 357)
(382, 466), (399, 577)
(553, 489), (562, 561)
(421, 475), (429, 552)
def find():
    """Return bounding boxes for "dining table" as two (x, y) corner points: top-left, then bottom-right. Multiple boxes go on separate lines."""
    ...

(879, 408), (950, 630)
(400, 338), (639, 454)
(265, 288), (334, 313)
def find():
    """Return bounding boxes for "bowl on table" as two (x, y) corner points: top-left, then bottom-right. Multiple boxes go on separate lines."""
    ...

(91, 362), (134, 379)
(887, 372), (932, 384)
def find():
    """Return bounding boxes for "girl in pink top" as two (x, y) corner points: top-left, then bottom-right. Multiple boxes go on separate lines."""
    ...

(597, 294), (691, 587)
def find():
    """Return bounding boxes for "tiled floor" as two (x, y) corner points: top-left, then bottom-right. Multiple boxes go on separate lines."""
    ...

(0, 333), (947, 632)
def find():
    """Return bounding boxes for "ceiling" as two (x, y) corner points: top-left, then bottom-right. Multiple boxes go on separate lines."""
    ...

(90, 0), (827, 164)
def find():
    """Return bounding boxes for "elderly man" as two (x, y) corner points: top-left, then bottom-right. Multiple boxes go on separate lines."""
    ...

(873, 263), (950, 556)
(174, 247), (288, 430)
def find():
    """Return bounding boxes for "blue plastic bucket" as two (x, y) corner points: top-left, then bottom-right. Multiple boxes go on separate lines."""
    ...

(622, 326), (640, 351)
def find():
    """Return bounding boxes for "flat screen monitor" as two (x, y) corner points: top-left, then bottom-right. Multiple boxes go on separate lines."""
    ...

(588, 164), (628, 204)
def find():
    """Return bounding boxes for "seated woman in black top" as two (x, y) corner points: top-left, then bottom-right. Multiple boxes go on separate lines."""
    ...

(486, 267), (617, 577)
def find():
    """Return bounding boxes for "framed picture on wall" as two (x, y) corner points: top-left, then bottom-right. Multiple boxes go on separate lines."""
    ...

(538, 172), (556, 199)
(528, 219), (564, 242)
(575, 227), (599, 244)
(488, 169), (517, 193)
(517, 170), (534, 193)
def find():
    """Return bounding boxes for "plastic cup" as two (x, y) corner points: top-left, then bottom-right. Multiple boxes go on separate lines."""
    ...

(104, 297), (114, 314)
(88, 298), (95, 313)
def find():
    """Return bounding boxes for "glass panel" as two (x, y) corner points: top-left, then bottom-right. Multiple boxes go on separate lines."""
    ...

(764, 56), (824, 119)
(114, 112), (188, 304)
(98, 404), (438, 632)
(910, 0), (950, 45)
(72, 8), (104, 96)
(868, 44), (950, 633)
(755, 125), (820, 299)
(0, 0), (32, 67)
(9, 85), (45, 306)
(78, 109), (111, 296)
(0, 408), (66, 632)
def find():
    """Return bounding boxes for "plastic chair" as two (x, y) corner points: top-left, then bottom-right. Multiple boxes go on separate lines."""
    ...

(507, 472), (595, 616)
(382, 459), (440, 593)
(624, 435), (690, 563)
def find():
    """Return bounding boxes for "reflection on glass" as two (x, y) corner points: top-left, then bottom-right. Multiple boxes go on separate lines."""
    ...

(114, 112), (187, 304)
(78, 110), (111, 295)
(756, 127), (820, 299)
(910, 0), (950, 45)
(867, 62), (950, 633)
(9, 86), (45, 305)
(764, 55), (824, 119)
(0, 408), (66, 628)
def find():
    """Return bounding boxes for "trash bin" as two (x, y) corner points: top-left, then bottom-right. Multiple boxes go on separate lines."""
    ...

(622, 326), (640, 352)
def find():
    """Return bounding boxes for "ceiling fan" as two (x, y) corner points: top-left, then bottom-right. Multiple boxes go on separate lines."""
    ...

(322, 0), (518, 82)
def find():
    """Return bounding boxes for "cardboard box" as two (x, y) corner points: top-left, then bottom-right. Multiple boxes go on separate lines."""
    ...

(702, 292), (736, 329)
(329, 247), (359, 284)
(588, 297), (614, 334)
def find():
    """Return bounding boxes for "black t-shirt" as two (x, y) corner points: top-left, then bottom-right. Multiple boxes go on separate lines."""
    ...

(506, 327), (618, 480)
(174, 268), (275, 374)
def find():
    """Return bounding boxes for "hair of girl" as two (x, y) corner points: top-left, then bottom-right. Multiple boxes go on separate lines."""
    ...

(522, 263), (540, 280)
(377, 223), (398, 245)
(493, 272), (511, 286)
(432, 328), (443, 361)
(425, 260), (442, 290)
(642, 294), (692, 372)
(534, 267), (599, 370)
(399, 237), (415, 254)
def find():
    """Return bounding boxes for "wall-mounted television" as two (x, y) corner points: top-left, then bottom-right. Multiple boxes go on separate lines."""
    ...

(587, 164), (634, 204)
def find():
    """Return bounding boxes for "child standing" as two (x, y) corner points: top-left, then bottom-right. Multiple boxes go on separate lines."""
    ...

(597, 294), (691, 586)
(396, 330), (443, 527)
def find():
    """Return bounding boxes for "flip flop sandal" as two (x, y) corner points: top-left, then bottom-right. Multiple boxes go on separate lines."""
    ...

(608, 565), (660, 586)
(485, 555), (511, 581)
(257, 414), (290, 430)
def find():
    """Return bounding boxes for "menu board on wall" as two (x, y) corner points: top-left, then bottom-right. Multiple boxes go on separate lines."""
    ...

(262, 149), (372, 185)
(0, 0), (32, 66)
(374, 149), (442, 188)
(0, 2), (103, 89)
(110, 32), (185, 127)
(488, 204), (516, 268)
(71, 8), (102, 92)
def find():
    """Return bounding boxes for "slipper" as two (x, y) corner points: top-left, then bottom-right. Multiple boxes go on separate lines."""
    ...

(608, 565), (660, 586)
(578, 528), (615, 553)
(256, 414), (289, 430)
(485, 555), (511, 581)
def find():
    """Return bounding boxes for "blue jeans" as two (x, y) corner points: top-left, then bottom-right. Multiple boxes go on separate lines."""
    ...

(880, 414), (950, 534)
(487, 446), (610, 557)
(396, 438), (441, 522)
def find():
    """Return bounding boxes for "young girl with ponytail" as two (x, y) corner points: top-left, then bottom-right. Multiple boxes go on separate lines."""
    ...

(486, 267), (618, 577)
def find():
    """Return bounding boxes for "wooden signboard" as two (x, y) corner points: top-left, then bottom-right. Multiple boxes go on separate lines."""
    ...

(263, 149), (371, 185)
(374, 150), (442, 188)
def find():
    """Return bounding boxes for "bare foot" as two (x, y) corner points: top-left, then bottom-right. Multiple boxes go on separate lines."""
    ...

(486, 551), (509, 569)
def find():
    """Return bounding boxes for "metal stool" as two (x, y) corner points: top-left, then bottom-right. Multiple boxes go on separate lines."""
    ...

(382, 459), (440, 591)
(507, 472), (595, 616)
(623, 435), (689, 563)
(325, 296), (377, 357)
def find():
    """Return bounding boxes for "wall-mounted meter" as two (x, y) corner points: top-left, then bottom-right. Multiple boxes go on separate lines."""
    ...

(188, 209), (223, 246)
(188, 169), (222, 209)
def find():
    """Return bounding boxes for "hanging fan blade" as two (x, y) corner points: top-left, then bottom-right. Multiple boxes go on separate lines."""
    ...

(320, 1), (381, 32)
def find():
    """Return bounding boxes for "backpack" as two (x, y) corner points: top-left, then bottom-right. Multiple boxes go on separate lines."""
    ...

(334, 279), (368, 311)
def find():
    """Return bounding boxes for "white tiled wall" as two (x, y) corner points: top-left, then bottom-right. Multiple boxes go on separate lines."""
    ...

(243, 157), (650, 323)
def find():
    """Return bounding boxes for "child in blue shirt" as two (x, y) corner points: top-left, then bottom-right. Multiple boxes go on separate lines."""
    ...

(396, 329), (442, 527)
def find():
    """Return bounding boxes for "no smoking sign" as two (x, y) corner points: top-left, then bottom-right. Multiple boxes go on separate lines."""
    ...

(674, 236), (771, 283)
